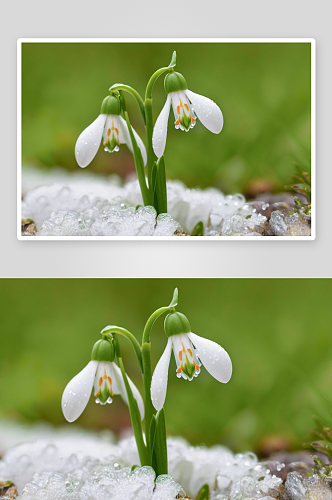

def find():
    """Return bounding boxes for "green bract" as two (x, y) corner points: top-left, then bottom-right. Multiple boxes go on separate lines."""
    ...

(91, 339), (115, 362)
(164, 311), (191, 338)
(164, 71), (188, 94)
(100, 95), (121, 115)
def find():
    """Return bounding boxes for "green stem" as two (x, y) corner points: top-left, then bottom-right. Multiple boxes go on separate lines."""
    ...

(109, 84), (146, 125)
(112, 333), (149, 466)
(141, 340), (154, 457)
(101, 325), (143, 372)
(119, 91), (151, 206)
(141, 288), (178, 453)
(145, 49), (176, 101)
(144, 98), (156, 193)
(144, 52), (176, 197)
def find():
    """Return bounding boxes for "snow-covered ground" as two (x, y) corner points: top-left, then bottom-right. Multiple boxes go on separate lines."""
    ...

(0, 419), (328, 500)
(0, 420), (282, 500)
(21, 167), (266, 236)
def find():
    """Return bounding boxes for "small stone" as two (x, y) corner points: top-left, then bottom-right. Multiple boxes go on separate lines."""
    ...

(21, 219), (37, 236)
(0, 481), (18, 499)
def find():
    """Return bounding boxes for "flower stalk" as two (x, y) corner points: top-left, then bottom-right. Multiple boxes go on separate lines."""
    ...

(61, 287), (231, 479)
(74, 50), (223, 216)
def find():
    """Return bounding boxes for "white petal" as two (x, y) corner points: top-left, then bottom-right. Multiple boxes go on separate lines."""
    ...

(118, 116), (147, 166)
(152, 94), (171, 158)
(111, 363), (145, 421)
(150, 338), (172, 411)
(185, 89), (223, 134)
(75, 114), (107, 168)
(61, 361), (98, 422)
(187, 332), (232, 383)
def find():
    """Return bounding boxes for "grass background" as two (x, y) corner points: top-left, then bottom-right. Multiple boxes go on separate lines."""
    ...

(1, 279), (330, 453)
(22, 42), (311, 195)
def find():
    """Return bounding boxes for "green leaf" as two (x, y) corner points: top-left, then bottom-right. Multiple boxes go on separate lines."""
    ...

(169, 51), (177, 68)
(169, 288), (178, 308)
(150, 409), (168, 476)
(150, 414), (157, 472)
(152, 156), (167, 215)
(191, 221), (204, 236)
(195, 483), (210, 500)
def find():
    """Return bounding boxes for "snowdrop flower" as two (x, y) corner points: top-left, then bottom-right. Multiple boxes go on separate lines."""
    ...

(152, 71), (224, 158)
(75, 94), (147, 168)
(62, 339), (144, 422)
(151, 312), (232, 411)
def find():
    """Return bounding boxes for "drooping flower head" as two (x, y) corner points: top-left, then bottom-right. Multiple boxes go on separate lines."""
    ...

(152, 71), (224, 158)
(75, 94), (147, 168)
(151, 311), (232, 411)
(62, 338), (144, 422)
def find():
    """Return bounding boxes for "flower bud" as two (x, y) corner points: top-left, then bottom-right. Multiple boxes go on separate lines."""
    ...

(100, 95), (121, 115)
(164, 311), (191, 338)
(91, 339), (115, 362)
(164, 72), (188, 94)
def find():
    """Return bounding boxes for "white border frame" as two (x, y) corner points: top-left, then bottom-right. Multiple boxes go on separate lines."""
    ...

(17, 38), (316, 241)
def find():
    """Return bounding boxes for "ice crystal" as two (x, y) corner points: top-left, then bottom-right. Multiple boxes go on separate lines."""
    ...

(22, 167), (266, 236)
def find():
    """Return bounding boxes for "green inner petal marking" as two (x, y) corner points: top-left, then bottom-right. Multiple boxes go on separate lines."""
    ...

(97, 385), (112, 404)
(109, 134), (118, 152)
(182, 355), (195, 380)
(180, 112), (192, 131)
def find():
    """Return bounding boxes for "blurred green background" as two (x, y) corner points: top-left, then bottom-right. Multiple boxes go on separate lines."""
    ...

(1, 279), (330, 454)
(22, 42), (311, 195)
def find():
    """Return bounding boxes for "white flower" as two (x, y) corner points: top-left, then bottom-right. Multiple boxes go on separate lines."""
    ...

(152, 89), (224, 158)
(151, 332), (232, 411)
(61, 360), (145, 422)
(75, 114), (147, 168)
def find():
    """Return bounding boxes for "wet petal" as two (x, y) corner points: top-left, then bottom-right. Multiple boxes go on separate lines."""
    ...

(187, 332), (232, 383)
(75, 114), (107, 167)
(118, 116), (147, 166)
(111, 362), (145, 421)
(61, 361), (98, 422)
(185, 89), (223, 134)
(152, 94), (171, 158)
(151, 338), (172, 411)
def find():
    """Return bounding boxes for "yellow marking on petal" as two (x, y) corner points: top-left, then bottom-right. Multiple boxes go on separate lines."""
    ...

(194, 362), (200, 370)
(115, 128), (119, 135)
(108, 376), (112, 385)
(111, 121), (115, 131)
(188, 348), (193, 357)
(99, 377), (103, 386)
(177, 364), (183, 373)
(184, 103), (189, 111)
(182, 343), (186, 353)
(179, 351), (183, 362)
(107, 129), (111, 137)
(103, 369), (107, 380)
(177, 105), (180, 115)
(95, 388), (101, 397)
(175, 118), (180, 125)
(179, 99), (183, 108)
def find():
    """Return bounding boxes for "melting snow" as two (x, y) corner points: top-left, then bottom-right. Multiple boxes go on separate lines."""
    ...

(21, 167), (266, 236)
(0, 421), (284, 500)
